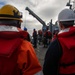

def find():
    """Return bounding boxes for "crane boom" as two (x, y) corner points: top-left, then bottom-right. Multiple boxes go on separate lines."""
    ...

(25, 7), (46, 26)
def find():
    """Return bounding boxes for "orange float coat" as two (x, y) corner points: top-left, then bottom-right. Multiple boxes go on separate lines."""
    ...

(0, 27), (42, 75)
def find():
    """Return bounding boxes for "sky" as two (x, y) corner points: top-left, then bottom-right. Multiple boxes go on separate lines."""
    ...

(0, 0), (74, 35)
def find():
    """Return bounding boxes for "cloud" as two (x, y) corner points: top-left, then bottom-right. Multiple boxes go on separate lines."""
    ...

(21, 19), (42, 35)
(0, 0), (69, 23)
(0, 1), (6, 7)
(39, 7), (58, 19)
(34, 0), (69, 23)
(0, 0), (73, 34)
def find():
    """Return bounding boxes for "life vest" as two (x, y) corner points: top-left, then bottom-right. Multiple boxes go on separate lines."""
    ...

(38, 30), (42, 36)
(44, 31), (52, 39)
(58, 27), (75, 74)
(33, 31), (37, 38)
(0, 31), (23, 75)
(17, 28), (30, 41)
(0, 31), (42, 75)
(47, 31), (52, 38)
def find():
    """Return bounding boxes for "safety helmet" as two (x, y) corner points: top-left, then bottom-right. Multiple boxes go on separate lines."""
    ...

(0, 4), (22, 22)
(33, 28), (35, 30)
(58, 9), (75, 21)
(24, 27), (27, 31)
